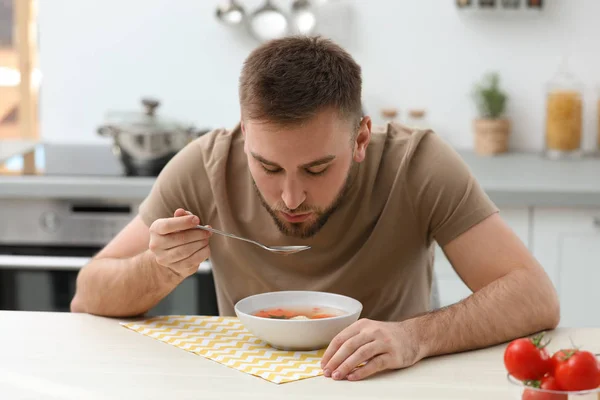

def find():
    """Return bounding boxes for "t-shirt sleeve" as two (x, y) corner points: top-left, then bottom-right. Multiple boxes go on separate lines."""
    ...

(137, 139), (210, 228)
(406, 131), (499, 247)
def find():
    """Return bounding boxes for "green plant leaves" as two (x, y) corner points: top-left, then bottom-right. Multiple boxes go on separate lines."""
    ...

(473, 72), (508, 119)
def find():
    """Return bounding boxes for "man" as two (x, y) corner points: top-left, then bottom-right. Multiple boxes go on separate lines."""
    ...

(71, 36), (560, 381)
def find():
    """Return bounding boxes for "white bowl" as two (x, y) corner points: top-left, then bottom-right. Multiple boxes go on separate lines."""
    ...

(234, 291), (363, 351)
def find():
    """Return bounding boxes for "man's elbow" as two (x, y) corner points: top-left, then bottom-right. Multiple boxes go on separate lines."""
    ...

(538, 272), (561, 330)
(70, 269), (88, 313)
(70, 294), (86, 313)
(544, 290), (561, 330)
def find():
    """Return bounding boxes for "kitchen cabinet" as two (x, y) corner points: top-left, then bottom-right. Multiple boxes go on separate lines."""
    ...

(434, 207), (531, 307)
(434, 206), (600, 329)
(531, 207), (600, 328)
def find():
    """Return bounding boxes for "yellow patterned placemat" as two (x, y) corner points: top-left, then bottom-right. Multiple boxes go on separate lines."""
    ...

(121, 315), (325, 384)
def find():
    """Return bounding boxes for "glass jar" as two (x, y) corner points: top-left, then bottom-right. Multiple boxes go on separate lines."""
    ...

(526, 0), (543, 8)
(405, 109), (429, 130)
(501, 0), (520, 8)
(380, 107), (399, 124)
(544, 60), (583, 159)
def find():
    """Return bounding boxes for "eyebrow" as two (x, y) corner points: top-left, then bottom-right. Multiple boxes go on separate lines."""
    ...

(251, 152), (336, 169)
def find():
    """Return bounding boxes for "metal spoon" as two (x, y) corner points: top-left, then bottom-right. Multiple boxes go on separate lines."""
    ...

(196, 225), (310, 255)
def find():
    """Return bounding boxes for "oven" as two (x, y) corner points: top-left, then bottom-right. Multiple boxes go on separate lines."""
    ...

(0, 197), (219, 316)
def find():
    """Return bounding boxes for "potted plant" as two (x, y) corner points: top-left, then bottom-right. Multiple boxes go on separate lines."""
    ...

(472, 72), (510, 155)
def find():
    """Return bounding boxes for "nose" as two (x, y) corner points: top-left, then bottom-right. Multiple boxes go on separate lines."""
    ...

(281, 176), (306, 211)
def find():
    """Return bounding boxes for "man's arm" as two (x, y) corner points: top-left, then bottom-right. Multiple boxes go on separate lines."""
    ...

(321, 131), (559, 381)
(70, 215), (179, 317)
(71, 209), (210, 317)
(320, 213), (560, 381)
(403, 131), (559, 357)
(410, 212), (560, 359)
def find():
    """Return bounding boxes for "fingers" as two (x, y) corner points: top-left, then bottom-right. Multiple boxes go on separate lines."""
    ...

(321, 321), (363, 369)
(167, 243), (211, 275)
(155, 239), (209, 265)
(173, 208), (189, 218)
(151, 212), (199, 235)
(153, 228), (211, 251)
(347, 354), (391, 381)
(328, 341), (385, 380)
(148, 209), (212, 278)
(321, 319), (403, 381)
(322, 332), (371, 377)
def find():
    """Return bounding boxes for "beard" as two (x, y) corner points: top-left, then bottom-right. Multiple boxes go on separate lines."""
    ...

(252, 162), (357, 239)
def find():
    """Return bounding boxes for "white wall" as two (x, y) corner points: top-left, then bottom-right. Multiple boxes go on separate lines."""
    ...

(38, 0), (600, 152)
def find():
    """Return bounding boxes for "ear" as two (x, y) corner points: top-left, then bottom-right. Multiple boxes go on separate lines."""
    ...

(241, 121), (249, 154)
(353, 116), (372, 163)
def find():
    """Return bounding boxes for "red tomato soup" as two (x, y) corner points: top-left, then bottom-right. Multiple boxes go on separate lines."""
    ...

(252, 306), (345, 320)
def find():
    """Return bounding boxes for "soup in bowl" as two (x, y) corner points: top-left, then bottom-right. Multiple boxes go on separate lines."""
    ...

(234, 291), (363, 351)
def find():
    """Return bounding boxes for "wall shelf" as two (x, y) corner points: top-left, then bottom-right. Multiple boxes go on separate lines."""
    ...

(455, 0), (544, 14)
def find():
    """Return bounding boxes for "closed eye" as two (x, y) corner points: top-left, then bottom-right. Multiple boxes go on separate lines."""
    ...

(305, 167), (328, 176)
(262, 164), (283, 175)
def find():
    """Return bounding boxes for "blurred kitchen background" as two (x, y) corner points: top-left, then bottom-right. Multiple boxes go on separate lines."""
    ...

(1, 0), (599, 326)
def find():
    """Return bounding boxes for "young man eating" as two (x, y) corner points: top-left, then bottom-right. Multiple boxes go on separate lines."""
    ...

(71, 36), (560, 381)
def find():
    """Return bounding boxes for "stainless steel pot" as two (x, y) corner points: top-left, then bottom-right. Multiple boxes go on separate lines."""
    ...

(97, 98), (210, 176)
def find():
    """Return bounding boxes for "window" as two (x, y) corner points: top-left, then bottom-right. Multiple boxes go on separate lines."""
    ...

(0, 0), (41, 174)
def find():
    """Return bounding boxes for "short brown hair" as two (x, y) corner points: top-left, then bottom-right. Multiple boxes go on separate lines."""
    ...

(239, 36), (362, 126)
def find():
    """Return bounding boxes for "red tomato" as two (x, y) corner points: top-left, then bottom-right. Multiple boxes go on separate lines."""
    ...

(550, 349), (576, 372)
(504, 336), (552, 380)
(540, 375), (563, 391)
(521, 376), (567, 400)
(553, 350), (600, 391)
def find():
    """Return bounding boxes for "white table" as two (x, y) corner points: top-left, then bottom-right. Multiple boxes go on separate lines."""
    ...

(1, 311), (599, 400)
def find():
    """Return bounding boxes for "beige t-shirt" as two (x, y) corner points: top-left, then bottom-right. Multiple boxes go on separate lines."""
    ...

(138, 122), (498, 321)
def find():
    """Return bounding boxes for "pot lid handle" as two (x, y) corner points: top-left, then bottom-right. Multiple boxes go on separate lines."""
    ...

(142, 98), (160, 116)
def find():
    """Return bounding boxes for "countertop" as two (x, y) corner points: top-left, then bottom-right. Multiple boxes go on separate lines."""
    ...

(2, 311), (599, 399)
(1, 150), (600, 207)
(457, 151), (600, 206)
